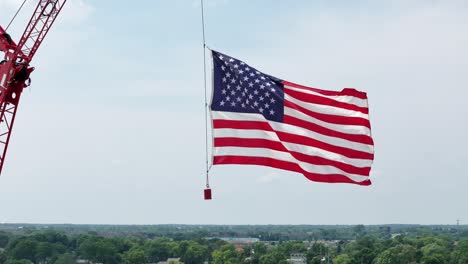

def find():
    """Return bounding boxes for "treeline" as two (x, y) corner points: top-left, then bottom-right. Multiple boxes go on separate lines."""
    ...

(1, 224), (466, 242)
(0, 229), (467, 263)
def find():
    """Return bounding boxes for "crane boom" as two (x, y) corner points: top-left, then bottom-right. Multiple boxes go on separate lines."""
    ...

(0, 0), (67, 175)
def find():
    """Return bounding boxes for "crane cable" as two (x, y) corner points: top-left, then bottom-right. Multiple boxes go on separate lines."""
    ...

(6, 0), (28, 31)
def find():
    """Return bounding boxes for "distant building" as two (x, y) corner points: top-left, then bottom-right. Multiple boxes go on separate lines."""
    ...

(218, 237), (260, 244)
(287, 253), (307, 264)
(157, 258), (181, 264)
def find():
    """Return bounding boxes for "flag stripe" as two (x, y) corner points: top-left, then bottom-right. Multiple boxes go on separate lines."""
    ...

(215, 137), (372, 175)
(214, 156), (372, 186)
(282, 80), (368, 100)
(285, 88), (369, 114)
(284, 85), (369, 108)
(284, 115), (374, 145)
(213, 128), (374, 167)
(285, 107), (371, 136)
(214, 147), (369, 181)
(213, 111), (373, 153)
(284, 100), (371, 128)
(213, 118), (374, 157)
(285, 94), (369, 119)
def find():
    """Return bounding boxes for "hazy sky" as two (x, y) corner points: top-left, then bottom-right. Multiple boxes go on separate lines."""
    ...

(0, 0), (467, 225)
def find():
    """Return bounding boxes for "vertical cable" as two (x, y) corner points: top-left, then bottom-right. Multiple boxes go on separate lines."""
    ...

(201, 0), (210, 188)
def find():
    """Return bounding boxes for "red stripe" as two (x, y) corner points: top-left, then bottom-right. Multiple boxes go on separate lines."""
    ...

(284, 115), (374, 145)
(213, 156), (372, 186)
(283, 81), (368, 100)
(214, 137), (371, 175)
(285, 88), (369, 114)
(213, 119), (374, 160)
(284, 100), (371, 129)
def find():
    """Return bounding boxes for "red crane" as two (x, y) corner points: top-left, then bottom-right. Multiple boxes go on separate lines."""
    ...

(0, 0), (67, 175)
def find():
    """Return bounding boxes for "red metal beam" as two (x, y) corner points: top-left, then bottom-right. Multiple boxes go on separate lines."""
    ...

(0, 0), (67, 176)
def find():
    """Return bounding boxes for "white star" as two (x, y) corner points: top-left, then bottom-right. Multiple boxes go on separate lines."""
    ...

(260, 84), (265, 89)
(242, 92), (246, 96)
(265, 92), (270, 97)
(259, 107), (264, 113)
(245, 67), (250, 71)
(270, 98), (276, 103)
(234, 64), (239, 68)
(264, 103), (270, 109)
(222, 77), (227, 82)
(226, 84), (231, 89)
(249, 94), (254, 99)
(220, 101), (225, 106)
(241, 103), (246, 108)
(253, 101), (258, 107)
(269, 110), (275, 115)
(231, 79), (236, 84)
(221, 89), (227, 94)
(243, 76), (249, 81)
(238, 70), (244, 74)
(226, 72), (231, 78)
(226, 96), (230, 101)
(231, 102), (236, 107)
(250, 73), (255, 77)
(260, 76), (266, 80)
(231, 90), (236, 95)
(254, 90), (259, 95)
(221, 66), (226, 71)
(248, 82), (254, 87)
(229, 58), (234, 62)
(246, 99), (250, 104)
(270, 88), (275, 92)
(255, 79), (260, 83)
(266, 83), (271, 86)
(259, 96), (264, 101)
(236, 85), (242, 91)
(236, 97), (242, 102)
(256, 71), (260, 75)
(240, 62), (245, 65)
(219, 55), (224, 60)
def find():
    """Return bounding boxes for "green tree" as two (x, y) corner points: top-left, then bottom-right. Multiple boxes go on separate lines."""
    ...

(0, 233), (9, 248)
(78, 237), (120, 264)
(374, 244), (418, 264)
(8, 239), (38, 263)
(333, 254), (352, 264)
(122, 249), (148, 264)
(181, 242), (208, 264)
(212, 244), (240, 264)
(4, 260), (33, 264)
(54, 253), (75, 264)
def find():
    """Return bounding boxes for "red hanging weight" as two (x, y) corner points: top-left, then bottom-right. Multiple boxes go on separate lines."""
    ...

(204, 188), (212, 200)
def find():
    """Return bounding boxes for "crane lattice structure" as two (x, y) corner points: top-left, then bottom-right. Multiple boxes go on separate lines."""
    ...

(0, 0), (67, 175)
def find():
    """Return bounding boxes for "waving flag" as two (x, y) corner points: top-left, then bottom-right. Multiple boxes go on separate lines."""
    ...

(210, 50), (374, 185)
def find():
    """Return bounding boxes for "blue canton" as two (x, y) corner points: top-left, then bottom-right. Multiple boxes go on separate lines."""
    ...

(211, 50), (284, 122)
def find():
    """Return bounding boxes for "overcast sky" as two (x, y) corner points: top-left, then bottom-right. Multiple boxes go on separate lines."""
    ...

(0, 0), (467, 225)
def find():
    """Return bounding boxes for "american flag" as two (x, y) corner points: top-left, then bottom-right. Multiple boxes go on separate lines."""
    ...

(210, 50), (374, 185)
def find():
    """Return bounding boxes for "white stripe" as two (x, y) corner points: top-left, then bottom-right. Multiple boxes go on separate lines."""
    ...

(214, 146), (369, 182)
(284, 85), (369, 108)
(284, 107), (371, 136)
(212, 111), (374, 154)
(213, 128), (373, 168)
(285, 93), (369, 119)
